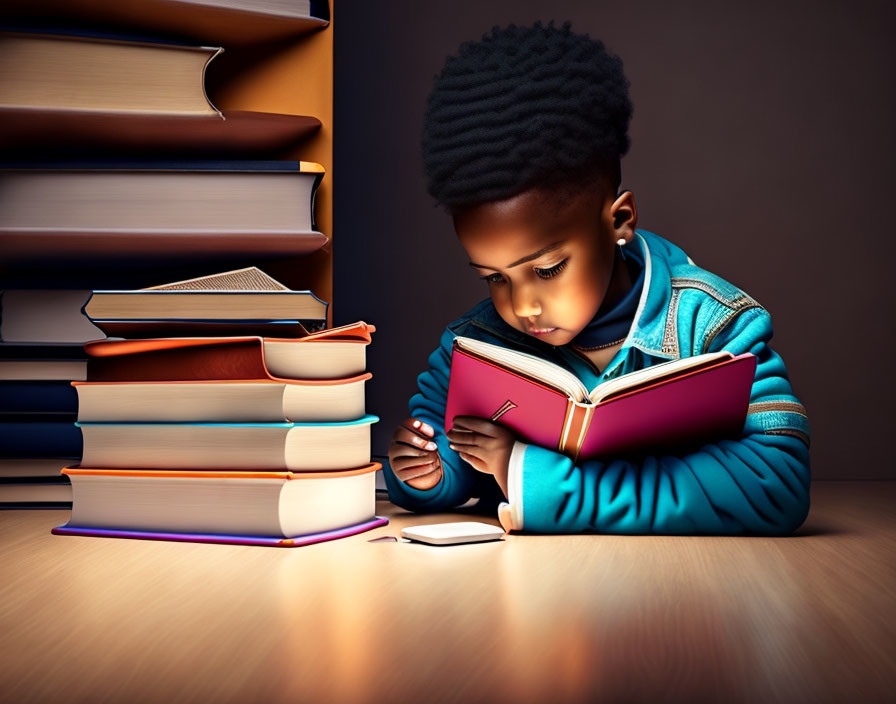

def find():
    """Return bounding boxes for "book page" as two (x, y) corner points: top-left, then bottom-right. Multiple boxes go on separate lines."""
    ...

(588, 351), (733, 404)
(454, 336), (590, 402)
(145, 267), (288, 291)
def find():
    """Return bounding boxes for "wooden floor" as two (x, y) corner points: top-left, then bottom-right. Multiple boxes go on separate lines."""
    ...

(1, 481), (894, 704)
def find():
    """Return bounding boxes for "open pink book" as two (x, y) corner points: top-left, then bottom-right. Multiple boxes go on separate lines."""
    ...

(445, 337), (757, 461)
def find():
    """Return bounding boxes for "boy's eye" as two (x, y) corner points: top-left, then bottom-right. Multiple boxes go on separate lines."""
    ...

(480, 272), (505, 285)
(534, 259), (568, 279)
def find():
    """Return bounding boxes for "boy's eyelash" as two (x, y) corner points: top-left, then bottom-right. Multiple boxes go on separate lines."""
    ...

(479, 259), (568, 285)
(534, 259), (568, 279)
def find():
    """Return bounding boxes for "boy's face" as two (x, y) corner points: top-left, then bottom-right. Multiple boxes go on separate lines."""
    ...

(454, 183), (634, 347)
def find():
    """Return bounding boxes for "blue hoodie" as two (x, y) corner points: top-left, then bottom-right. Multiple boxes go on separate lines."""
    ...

(385, 230), (810, 535)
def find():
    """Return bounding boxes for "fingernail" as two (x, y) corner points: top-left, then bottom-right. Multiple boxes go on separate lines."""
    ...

(425, 441), (437, 451)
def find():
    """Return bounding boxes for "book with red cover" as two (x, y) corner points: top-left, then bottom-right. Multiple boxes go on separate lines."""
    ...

(84, 321), (375, 381)
(444, 337), (757, 461)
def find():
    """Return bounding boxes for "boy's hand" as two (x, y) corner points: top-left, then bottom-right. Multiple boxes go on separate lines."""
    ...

(446, 416), (515, 498)
(389, 418), (443, 491)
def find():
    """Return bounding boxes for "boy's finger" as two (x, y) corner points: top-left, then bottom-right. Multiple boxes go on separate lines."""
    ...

(393, 456), (436, 473)
(398, 463), (440, 481)
(453, 416), (500, 436)
(457, 451), (485, 473)
(445, 427), (475, 442)
(392, 453), (437, 468)
(450, 440), (481, 460)
(394, 428), (438, 452)
(391, 445), (431, 461)
(402, 418), (435, 438)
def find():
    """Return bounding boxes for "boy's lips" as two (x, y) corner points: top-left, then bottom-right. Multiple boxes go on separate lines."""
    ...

(528, 326), (558, 336)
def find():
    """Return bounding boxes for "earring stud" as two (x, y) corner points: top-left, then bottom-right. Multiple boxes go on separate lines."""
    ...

(616, 238), (626, 246)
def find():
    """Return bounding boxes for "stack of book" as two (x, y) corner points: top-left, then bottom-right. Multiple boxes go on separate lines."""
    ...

(0, 341), (85, 508)
(1, 2), (343, 532)
(0, 290), (102, 507)
(53, 268), (386, 546)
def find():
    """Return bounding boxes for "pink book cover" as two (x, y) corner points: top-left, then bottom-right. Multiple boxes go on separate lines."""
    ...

(445, 344), (757, 460)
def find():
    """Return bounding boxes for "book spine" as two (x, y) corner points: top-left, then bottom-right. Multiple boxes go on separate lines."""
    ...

(559, 400), (595, 463)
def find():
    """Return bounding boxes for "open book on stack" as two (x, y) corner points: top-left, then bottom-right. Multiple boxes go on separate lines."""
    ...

(54, 268), (386, 546)
(445, 336), (757, 462)
(84, 266), (328, 337)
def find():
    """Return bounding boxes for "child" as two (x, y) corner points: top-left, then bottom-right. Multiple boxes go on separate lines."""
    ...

(385, 22), (810, 535)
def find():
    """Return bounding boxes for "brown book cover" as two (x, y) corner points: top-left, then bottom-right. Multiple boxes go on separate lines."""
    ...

(85, 322), (375, 381)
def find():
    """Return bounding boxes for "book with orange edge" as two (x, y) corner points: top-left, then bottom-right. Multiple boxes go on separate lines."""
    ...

(53, 463), (387, 547)
(85, 321), (376, 381)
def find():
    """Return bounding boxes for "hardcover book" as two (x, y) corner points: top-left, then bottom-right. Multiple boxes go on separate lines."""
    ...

(0, 162), (327, 262)
(0, 418), (82, 458)
(0, 478), (72, 507)
(0, 344), (87, 381)
(4, 1), (330, 47)
(85, 322), (375, 380)
(0, 458), (75, 509)
(445, 336), (757, 461)
(0, 290), (102, 343)
(0, 31), (222, 115)
(0, 381), (78, 413)
(53, 463), (387, 547)
(85, 267), (328, 337)
(78, 415), (379, 471)
(74, 374), (371, 423)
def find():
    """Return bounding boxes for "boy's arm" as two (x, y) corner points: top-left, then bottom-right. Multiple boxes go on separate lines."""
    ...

(384, 328), (481, 511)
(503, 308), (811, 535)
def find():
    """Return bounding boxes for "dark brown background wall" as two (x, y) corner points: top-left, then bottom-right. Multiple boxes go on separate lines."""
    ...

(334, 0), (896, 480)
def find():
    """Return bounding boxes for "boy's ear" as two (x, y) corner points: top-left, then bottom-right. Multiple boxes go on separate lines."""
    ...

(610, 190), (637, 243)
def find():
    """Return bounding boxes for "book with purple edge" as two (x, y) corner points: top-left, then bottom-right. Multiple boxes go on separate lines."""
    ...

(52, 517), (389, 547)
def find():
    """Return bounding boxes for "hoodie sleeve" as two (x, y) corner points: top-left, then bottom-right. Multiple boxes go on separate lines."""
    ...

(383, 328), (485, 511)
(503, 307), (811, 535)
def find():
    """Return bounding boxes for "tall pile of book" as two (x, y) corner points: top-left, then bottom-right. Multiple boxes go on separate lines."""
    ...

(53, 268), (386, 546)
(0, 1), (344, 527)
(0, 323), (85, 507)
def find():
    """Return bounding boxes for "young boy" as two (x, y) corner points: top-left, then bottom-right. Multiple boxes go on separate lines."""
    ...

(385, 22), (810, 535)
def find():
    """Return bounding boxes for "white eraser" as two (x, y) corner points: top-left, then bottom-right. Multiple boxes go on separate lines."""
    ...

(400, 521), (505, 546)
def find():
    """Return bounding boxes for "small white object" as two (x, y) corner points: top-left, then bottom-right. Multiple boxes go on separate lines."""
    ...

(400, 521), (505, 546)
(616, 237), (627, 246)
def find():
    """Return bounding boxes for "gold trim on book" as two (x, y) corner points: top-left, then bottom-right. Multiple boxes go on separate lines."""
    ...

(490, 399), (518, 422)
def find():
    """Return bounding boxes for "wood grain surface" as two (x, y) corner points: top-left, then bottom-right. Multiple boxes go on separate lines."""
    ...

(1, 481), (894, 704)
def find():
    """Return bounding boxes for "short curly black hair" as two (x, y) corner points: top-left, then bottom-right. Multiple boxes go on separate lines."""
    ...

(422, 21), (633, 210)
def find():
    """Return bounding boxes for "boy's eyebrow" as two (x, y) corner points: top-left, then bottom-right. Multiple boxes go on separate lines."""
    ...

(468, 241), (564, 271)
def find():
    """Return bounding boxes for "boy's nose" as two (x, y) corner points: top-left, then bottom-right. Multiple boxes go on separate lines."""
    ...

(511, 285), (541, 318)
